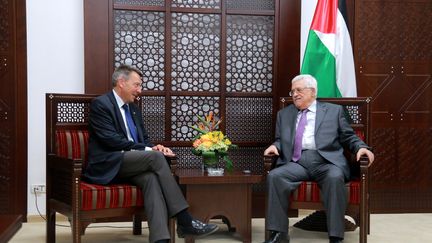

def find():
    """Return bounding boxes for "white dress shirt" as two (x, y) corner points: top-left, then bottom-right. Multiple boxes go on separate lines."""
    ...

(112, 90), (152, 151)
(295, 100), (317, 150)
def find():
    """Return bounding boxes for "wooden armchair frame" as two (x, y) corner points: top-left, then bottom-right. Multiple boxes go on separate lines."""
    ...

(46, 93), (177, 243)
(264, 97), (372, 243)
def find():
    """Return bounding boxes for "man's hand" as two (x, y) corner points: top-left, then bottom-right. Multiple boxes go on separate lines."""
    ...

(153, 144), (175, 156)
(356, 148), (374, 163)
(264, 145), (279, 156)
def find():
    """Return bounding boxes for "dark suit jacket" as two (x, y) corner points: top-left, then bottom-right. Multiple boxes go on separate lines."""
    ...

(273, 101), (369, 180)
(83, 91), (153, 184)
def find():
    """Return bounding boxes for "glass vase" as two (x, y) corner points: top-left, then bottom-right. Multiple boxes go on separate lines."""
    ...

(202, 152), (224, 176)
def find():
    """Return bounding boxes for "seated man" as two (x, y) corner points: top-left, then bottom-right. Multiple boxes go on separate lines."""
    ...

(83, 64), (218, 243)
(263, 74), (374, 243)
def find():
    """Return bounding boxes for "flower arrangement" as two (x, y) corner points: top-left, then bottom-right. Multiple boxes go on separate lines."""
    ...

(190, 112), (237, 171)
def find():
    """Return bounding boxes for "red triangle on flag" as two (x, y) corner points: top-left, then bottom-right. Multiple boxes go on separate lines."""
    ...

(310, 0), (338, 34)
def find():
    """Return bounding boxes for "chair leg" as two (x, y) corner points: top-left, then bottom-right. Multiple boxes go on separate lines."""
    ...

(169, 218), (176, 243)
(70, 217), (82, 243)
(133, 214), (142, 235)
(46, 207), (56, 243)
(81, 222), (91, 235)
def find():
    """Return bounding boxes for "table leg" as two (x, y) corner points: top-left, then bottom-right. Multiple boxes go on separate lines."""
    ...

(184, 183), (253, 243)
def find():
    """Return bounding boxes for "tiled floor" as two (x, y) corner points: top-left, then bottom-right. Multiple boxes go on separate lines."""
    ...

(10, 211), (432, 243)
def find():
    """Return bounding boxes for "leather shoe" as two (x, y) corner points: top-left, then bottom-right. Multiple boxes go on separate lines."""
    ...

(329, 237), (343, 243)
(177, 219), (219, 238)
(263, 231), (289, 243)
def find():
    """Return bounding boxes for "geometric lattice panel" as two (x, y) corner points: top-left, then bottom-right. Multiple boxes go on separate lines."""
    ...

(227, 0), (275, 11)
(400, 2), (432, 61)
(226, 97), (273, 142)
(226, 15), (274, 92)
(171, 96), (220, 141)
(0, 0), (9, 52)
(344, 105), (362, 124)
(172, 146), (266, 172)
(171, 146), (203, 169)
(171, 13), (221, 92)
(398, 128), (432, 184)
(114, 0), (165, 7)
(229, 146), (266, 173)
(171, 0), (220, 9)
(356, 1), (400, 62)
(114, 10), (165, 91)
(57, 102), (89, 123)
(140, 96), (165, 141)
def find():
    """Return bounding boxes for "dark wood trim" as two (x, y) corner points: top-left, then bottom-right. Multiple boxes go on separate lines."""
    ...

(84, 0), (111, 94)
(14, 0), (28, 221)
(0, 215), (22, 242)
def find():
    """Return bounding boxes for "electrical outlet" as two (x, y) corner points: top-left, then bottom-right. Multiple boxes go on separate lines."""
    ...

(31, 184), (46, 194)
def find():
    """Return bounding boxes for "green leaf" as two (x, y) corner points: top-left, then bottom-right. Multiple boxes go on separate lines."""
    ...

(191, 148), (202, 156)
(223, 155), (234, 172)
(189, 125), (207, 134)
(196, 115), (211, 127)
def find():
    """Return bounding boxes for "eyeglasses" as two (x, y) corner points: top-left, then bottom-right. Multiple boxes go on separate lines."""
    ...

(289, 87), (313, 96)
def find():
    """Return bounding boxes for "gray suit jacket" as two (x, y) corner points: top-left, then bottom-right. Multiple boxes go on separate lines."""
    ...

(273, 101), (369, 180)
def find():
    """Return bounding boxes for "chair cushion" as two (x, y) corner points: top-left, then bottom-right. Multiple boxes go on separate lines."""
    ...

(291, 181), (360, 204)
(56, 130), (144, 210)
(81, 182), (143, 210)
(56, 129), (89, 169)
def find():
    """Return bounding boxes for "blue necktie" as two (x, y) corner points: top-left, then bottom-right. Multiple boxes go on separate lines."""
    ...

(123, 104), (139, 143)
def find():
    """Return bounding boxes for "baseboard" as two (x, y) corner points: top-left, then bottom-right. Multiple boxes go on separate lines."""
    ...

(27, 213), (69, 223)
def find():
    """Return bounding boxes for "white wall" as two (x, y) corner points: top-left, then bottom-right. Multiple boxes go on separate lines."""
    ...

(26, 0), (84, 215)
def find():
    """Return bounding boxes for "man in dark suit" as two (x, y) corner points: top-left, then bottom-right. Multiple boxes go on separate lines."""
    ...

(83, 64), (218, 243)
(263, 74), (374, 243)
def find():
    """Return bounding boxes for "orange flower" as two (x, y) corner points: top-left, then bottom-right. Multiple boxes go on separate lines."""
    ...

(192, 139), (202, 148)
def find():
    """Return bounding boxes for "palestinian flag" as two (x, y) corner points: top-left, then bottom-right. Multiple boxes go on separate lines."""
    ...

(301, 0), (357, 97)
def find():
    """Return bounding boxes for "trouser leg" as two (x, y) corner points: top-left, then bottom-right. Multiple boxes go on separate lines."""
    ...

(129, 172), (170, 243)
(266, 162), (308, 233)
(306, 152), (347, 239)
(120, 150), (189, 216)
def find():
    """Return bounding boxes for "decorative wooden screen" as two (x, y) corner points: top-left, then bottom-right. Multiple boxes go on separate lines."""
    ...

(109, 0), (276, 174)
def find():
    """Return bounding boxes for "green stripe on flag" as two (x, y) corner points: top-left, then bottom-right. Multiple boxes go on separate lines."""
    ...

(301, 30), (342, 98)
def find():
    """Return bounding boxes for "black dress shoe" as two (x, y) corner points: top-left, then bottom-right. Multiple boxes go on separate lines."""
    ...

(263, 231), (289, 243)
(329, 236), (343, 243)
(177, 219), (219, 238)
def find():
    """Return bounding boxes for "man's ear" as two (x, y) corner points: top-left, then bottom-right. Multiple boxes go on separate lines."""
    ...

(118, 78), (125, 88)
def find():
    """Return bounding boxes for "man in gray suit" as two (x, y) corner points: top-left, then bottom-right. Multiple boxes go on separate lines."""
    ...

(263, 74), (374, 243)
(84, 64), (218, 243)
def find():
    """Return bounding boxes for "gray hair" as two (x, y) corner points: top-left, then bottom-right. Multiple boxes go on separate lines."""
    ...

(112, 64), (143, 87)
(291, 74), (318, 94)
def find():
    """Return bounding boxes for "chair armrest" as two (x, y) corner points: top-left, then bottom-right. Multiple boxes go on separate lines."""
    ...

(46, 154), (83, 205)
(359, 154), (371, 177)
(264, 154), (279, 174)
(47, 153), (83, 172)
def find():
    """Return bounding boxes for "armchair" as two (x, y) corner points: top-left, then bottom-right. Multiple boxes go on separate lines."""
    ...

(264, 97), (372, 243)
(46, 93), (176, 243)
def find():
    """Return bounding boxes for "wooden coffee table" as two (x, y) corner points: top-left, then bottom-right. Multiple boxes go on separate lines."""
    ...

(175, 168), (263, 243)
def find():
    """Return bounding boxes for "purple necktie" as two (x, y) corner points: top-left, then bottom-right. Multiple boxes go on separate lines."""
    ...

(292, 109), (308, 162)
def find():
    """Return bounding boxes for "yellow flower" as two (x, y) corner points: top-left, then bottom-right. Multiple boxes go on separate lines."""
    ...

(200, 134), (211, 141)
(202, 141), (213, 149)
